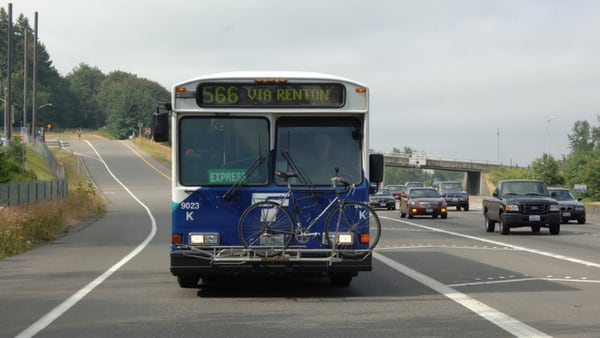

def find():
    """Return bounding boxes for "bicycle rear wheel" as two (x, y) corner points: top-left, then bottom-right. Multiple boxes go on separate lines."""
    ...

(324, 201), (381, 257)
(238, 201), (294, 256)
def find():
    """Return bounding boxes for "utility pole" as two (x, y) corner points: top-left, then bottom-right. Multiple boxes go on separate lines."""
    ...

(32, 12), (39, 141)
(5, 3), (13, 145)
(23, 27), (28, 141)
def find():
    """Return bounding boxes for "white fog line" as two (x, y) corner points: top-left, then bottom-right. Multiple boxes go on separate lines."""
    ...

(374, 252), (552, 338)
(16, 140), (157, 338)
(448, 277), (600, 288)
(379, 216), (600, 269)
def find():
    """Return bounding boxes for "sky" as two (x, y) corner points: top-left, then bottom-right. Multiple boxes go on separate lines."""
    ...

(7, 0), (600, 166)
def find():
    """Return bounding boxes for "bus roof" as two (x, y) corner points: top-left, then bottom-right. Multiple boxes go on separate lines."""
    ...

(174, 71), (368, 89)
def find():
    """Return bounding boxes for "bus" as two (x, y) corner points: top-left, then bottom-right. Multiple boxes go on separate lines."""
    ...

(153, 71), (384, 288)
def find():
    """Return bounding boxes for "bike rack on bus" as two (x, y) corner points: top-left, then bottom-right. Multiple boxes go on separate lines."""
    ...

(178, 245), (372, 265)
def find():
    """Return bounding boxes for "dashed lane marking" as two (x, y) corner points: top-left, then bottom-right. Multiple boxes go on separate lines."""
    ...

(379, 216), (600, 269)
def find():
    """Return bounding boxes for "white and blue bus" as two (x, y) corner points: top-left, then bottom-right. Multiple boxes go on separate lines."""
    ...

(153, 71), (384, 288)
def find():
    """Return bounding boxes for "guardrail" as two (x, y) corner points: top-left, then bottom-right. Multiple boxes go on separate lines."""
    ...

(0, 139), (68, 207)
(585, 204), (600, 218)
(0, 179), (68, 207)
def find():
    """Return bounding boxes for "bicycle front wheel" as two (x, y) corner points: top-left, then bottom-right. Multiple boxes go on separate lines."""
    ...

(238, 201), (294, 256)
(324, 201), (381, 257)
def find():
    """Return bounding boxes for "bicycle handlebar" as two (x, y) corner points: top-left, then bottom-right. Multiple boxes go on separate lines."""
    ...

(276, 170), (353, 193)
(331, 176), (353, 193)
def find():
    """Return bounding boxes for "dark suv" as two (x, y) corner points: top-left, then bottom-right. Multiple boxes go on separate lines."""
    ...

(437, 181), (469, 211)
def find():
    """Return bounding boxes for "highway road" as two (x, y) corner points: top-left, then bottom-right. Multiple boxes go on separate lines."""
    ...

(1, 139), (600, 338)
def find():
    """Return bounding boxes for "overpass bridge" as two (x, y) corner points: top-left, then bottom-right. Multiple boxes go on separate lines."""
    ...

(383, 152), (503, 196)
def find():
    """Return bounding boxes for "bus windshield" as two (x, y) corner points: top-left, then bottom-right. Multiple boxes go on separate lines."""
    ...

(179, 116), (269, 186)
(275, 117), (362, 186)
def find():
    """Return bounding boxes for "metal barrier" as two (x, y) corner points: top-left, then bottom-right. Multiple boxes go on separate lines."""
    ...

(0, 140), (67, 206)
(30, 140), (65, 178)
(0, 179), (68, 206)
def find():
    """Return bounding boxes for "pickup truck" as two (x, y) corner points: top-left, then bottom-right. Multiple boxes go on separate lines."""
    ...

(436, 181), (469, 211)
(482, 179), (561, 235)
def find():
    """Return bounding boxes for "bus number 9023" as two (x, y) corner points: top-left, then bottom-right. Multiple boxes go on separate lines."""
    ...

(180, 202), (200, 210)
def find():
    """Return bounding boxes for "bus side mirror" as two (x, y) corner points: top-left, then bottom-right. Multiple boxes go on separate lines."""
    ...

(369, 153), (384, 184)
(153, 103), (170, 142)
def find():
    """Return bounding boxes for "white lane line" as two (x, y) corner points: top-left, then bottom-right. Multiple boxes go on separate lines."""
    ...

(448, 277), (600, 288)
(380, 216), (600, 269)
(374, 252), (552, 338)
(16, 140), (157, 338)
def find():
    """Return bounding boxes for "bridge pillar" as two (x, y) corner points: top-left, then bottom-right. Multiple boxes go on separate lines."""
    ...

(465, 171), (481, 195)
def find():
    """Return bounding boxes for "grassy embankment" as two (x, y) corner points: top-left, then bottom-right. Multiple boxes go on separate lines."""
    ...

(0, 133), (107, 259)
(130, 136), (171, 169)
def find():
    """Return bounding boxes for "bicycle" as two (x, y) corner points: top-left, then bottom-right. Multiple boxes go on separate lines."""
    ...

(237, 170), (381, 257)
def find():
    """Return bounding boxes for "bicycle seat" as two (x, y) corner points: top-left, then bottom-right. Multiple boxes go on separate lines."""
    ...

(275, 170), (297, 180)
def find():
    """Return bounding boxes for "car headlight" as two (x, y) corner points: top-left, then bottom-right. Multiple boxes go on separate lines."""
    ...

(549, 204), (560, 212)
(504, 204), (519, 212)
(575, 206), (585, 211)
(409, 200), (416, 206)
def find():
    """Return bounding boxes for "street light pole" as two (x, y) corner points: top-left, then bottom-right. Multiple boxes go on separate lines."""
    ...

(545, 115), (555, 156)
(497, 128), (500, 162)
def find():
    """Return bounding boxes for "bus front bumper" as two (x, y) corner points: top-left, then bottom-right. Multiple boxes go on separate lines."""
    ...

(170, 246), (372, 278)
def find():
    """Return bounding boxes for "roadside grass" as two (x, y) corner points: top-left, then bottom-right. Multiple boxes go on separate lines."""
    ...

(0, 137), (106, 259)
(25, 146), (57, 180)
(130, 137), (171, 168)
(45, 129), (110, 140)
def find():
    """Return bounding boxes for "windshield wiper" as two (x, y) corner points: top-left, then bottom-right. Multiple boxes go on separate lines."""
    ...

(222, 156), (265, 199)
(281, 149), (312, 186)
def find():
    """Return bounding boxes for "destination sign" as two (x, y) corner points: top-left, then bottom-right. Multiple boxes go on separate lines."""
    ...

(197, 83), (345, 108)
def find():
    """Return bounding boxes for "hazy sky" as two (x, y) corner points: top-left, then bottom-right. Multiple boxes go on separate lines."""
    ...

(8, 0), (600, 165)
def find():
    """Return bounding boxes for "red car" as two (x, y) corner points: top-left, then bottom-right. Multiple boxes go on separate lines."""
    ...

(386, 184), (407, 200)
(400, 187), (448, 219)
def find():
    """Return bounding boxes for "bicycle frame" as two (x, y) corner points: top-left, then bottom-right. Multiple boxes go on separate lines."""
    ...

(237, 170), (381, 261)
(272, 172), (351, 242)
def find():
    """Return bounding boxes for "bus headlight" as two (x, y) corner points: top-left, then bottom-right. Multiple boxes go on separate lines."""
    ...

(189, 233), (220, 245)
(326, 232), (354, 245)
(337, 233), (354, 244)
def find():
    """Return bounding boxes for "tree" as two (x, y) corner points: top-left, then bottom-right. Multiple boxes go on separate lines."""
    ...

(96, 72), (168, 139)
(531, 153), (564, 186)
(568, 120), (594, 154)
(65, 63), (106, 129)
(562, 116), (600, 199)
(0, 140), (37, 182)
(1, 10), (69, 130)
(580, 149), (600, 200)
